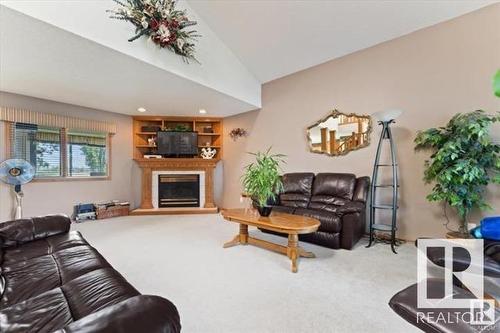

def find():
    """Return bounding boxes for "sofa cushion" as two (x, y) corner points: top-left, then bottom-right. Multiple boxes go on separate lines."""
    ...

(311, 173), (356, 200)
(294, 209), (342, 233)
(271, 206), (296, 214)
(61, 268), (140, 320)
(1, 242), (110, 309)
(2, 231), (88, 264)
(55, 295), (181, 333)
(0, 288), (73, 333)
(279, 194), (310, 208)
(1, 255), (61, 308)
(308, 200), (365, 215)
(54, 246), (111, 283)
(279, 173), (314, 208)
(0, 215), (70, 248)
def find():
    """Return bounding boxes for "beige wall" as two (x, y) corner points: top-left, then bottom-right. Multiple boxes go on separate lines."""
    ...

(222, 4), (500, 240)
(0, 92), (134, 221)
(0, 5), (498, 238)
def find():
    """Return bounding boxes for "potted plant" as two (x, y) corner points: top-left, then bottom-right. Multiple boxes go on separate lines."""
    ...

(242, 147), (285, 217)
(414, 110), (499, 237)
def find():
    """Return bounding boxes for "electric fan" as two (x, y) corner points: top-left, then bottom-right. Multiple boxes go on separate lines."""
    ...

(0, 159), (35, 219)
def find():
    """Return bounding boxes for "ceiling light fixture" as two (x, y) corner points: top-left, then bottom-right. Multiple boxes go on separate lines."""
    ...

(137, 107), (147, 113)
(199, 109), (207, 114)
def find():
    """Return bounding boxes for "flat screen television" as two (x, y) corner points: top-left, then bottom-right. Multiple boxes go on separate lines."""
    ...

(157, 131), (198, 157)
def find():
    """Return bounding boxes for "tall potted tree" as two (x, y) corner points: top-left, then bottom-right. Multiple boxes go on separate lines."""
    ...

(242, 147), (285, 217)
(414, 110), (499, 237)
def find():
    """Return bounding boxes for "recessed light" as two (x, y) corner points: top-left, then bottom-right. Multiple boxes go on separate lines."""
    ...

(137, 107), (146, 113)
(199, 109), (207, 114)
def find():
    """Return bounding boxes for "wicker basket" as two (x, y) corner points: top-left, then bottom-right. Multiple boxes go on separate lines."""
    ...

(96, 205), (129, 220)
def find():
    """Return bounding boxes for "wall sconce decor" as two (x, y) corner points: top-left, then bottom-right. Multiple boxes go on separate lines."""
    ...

(229, 128), (248, 141)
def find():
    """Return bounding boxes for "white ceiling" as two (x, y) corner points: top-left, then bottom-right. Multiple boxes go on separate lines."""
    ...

(0, 1), (496, 117)
(0, 2), (260, 117)
(188, 0), (496, 83)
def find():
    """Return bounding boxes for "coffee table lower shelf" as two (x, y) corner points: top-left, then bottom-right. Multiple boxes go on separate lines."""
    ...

(223, 224), (315, 273)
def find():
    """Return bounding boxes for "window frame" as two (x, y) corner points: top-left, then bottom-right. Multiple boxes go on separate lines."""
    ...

(5, 122), (112, 182)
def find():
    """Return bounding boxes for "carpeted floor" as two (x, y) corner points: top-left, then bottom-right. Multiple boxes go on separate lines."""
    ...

(73, 214), (419, 333)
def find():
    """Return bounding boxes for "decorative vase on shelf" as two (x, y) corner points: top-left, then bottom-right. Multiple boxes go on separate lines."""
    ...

(201, 147), (216, 159)
(147, 137), (156, 147)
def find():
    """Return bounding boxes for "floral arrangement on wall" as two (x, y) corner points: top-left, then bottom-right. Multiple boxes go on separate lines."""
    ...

(229, 128), (248, 141)
(108, 0), (199, 62)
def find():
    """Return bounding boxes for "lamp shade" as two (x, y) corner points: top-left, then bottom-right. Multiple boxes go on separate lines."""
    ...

(372, 109), (403, 122)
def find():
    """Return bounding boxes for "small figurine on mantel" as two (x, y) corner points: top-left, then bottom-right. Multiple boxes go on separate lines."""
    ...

(201, 147), (217, 159)
(147, 136), (156, 147)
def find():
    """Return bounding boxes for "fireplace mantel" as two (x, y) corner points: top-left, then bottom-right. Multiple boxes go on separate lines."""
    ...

(132, 158), (220, 215)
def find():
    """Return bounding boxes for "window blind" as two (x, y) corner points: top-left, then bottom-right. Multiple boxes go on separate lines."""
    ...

(67, 131), (107, 177)
(12, 123), (62, 177)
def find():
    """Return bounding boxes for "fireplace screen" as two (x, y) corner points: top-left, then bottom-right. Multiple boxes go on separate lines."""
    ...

(158, 174), (200, 208)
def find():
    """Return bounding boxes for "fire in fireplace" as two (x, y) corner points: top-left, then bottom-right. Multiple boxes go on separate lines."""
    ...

(158, 174), (200, 208)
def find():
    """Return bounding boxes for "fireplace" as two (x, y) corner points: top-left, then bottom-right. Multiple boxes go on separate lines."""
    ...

(158, 174), (200, 208)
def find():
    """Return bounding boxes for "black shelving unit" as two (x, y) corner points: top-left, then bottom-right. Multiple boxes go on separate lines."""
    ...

(366, 119), (399, 254)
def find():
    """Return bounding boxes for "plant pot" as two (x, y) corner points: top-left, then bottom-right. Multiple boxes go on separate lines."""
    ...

(256, 205), (273, 217)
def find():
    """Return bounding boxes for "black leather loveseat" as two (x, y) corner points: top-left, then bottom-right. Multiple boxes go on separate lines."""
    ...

(263, 172), (370, 250)
(0, 214), (181, 333)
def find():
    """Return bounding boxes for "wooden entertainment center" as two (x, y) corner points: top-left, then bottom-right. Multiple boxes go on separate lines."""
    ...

(131, 116), (223, 215)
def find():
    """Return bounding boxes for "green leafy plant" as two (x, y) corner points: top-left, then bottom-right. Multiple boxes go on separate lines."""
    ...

(494, 70), (500, 98)
(242, 147), (285, 207)
(414, 110), (500, 235)
(164, 124), (190, 132)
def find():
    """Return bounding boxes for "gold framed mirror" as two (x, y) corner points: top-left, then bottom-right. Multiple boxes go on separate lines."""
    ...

(307, 110), (372, 156)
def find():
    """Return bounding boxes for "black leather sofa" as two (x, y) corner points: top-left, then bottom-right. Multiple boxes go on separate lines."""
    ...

(389, 239), (500, 332)
(263, 172), (370, 250)
(0, 214), (181, 333)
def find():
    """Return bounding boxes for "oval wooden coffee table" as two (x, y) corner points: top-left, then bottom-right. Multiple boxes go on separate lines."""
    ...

(221, 208), (320, 273)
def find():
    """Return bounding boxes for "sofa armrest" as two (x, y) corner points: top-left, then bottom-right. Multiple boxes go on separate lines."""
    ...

(418, 238), (500, 278)
(389, 280), (500, 333)
(0, 214), (70, 248)
(485, 240), (500, 263)
(340, 211), (366, 250)
(353, 176), (370, 203)
(335, 201), (365, 216)
(55, 295), (181, 333)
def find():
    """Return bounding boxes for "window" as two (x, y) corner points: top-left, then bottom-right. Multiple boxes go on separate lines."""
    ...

(12, 123), (62, 177)
(10, 123), (110, 180)
(67, 131), (108, 177)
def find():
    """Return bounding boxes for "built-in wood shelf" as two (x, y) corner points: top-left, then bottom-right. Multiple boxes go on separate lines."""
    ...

(136, 145), (157, 148)
(133, 115), (223, 160)
(132, 116), (223, 216)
